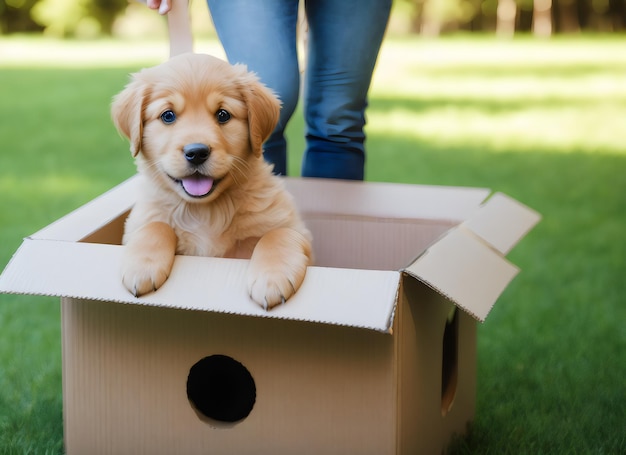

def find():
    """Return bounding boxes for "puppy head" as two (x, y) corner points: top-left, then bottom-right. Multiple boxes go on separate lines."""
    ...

(111, 53), (280, 203)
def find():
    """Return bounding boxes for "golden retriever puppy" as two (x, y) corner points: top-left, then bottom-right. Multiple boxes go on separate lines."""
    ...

(111, 53), (312, 309)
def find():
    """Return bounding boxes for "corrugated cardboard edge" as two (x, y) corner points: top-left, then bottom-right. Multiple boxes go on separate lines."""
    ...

(0, 176), (539, 330)
(404, 192), (541, 322)
(0, 238), (401, 333)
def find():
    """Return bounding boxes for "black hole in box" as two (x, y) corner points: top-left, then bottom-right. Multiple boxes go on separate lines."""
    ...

(187, 355), (256, 427)
(441, 306), (459, 416)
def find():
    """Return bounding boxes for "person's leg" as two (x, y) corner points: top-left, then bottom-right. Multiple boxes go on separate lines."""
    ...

(207, 0), (300, 175)
(302, 0), (391, 180)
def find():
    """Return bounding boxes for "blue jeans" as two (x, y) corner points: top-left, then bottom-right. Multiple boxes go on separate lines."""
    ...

(207, 0), (391, 180)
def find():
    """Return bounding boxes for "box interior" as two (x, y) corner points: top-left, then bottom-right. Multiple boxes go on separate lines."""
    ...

(78, 210), (458, 273)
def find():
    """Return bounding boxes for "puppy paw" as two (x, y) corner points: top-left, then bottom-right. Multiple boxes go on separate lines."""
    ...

(246, 234), (310, 310)
(247, 270), (298, 310)
(121, 257), (171, 297)
(120, 221), (177, 297)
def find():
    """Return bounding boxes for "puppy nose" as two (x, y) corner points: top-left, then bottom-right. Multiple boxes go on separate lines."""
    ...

(183, 143), (210, 165)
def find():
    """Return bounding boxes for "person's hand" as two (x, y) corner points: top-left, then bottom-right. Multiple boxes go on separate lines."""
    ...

(146, 0), (171, 15)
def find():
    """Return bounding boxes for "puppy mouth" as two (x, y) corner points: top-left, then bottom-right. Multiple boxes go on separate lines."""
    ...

(170, 172), (218, 198)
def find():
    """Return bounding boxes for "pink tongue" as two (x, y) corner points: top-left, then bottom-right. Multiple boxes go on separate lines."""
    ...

(181, 175), (214, 196)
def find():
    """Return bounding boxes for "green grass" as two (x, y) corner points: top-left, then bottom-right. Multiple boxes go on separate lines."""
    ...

(1, 35), (625, 454)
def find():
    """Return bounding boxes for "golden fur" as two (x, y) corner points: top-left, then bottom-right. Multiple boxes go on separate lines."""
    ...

(111, 53), (312, 308)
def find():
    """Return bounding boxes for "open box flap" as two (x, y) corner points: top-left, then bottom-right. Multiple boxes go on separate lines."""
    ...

(404, 191), (540, 322)
(462, 192), (541, 255)
(404, 227), (520, 322)
(0, 238), (400, 333)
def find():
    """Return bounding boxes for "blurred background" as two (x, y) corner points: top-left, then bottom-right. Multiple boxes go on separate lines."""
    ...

(0, 1), (625, 454)
(2, 0), (626, 39)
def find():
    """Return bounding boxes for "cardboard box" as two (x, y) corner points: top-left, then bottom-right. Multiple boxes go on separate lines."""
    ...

(0, 176), (539, 454)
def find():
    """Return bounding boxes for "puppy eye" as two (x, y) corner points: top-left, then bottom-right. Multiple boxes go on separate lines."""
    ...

(160, 110), (176, 124)
(216, 109), (231, 124)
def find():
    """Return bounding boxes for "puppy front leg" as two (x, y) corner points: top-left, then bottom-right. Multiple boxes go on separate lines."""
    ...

(121, 221), (177, 297)
(247, 227), (312, 309)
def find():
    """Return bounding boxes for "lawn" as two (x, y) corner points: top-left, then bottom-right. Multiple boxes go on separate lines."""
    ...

(1, 35), (625, 454)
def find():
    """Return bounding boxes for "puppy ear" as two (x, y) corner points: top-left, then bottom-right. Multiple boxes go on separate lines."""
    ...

(111, 77), (150, 158)
(237, 67), (281, 157)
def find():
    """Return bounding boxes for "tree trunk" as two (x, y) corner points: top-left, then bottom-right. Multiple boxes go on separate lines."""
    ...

(496, 0), (517, 38)
(533, 0), (553, 37)
(556, 0), (580, 32)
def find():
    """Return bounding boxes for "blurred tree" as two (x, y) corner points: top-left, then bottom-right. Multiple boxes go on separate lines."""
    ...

(30, 0), (90, 37)
(406, 0), (479, 35)
(609, 0), (626, 29)
(588, 0), (626, 29)
(87, 0), (128, 35)
(496, 0), (517, 37)
(533, 0), (553, 36)
(554, 0), (581, 31)
(478, 0), (500, 32)
(0, 0), (41, 33)
(2, 0), (626, 36)
(399, 0), (626, 34)
(30, 0), (127, 37)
